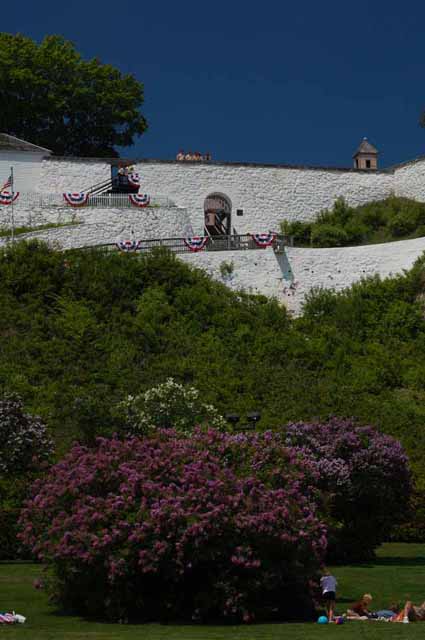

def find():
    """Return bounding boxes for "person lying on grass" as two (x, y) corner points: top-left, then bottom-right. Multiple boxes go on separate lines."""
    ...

(390, 601), (425, 622)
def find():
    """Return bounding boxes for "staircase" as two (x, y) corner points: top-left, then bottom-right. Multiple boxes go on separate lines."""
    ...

(80, 175), (140, 196)
(80, 178), (112, 196)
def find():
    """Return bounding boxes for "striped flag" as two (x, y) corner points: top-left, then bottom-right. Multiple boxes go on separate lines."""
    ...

(1, 175), (12, 192)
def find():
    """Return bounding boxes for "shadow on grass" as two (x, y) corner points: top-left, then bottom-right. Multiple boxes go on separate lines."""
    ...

(373, 556), (425, 567)
(340, 556), (425, 569)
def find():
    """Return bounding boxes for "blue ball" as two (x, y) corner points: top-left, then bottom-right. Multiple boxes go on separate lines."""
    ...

(317, 616), (328, 624)
(335, 616), (344, 625)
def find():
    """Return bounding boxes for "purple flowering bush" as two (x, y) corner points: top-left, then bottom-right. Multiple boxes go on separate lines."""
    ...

(285, 417), (412, 561)
(0, 394), (53, 475)
(0, 394), (54, 559)
(19, 429), (326, 622)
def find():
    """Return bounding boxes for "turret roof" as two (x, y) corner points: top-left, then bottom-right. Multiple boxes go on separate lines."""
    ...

(353, 137), (378, 157)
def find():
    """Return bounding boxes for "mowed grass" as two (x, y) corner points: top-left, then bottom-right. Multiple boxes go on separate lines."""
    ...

(0, 543), (424, 639)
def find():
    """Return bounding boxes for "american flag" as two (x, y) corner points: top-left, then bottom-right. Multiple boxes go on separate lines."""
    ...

(1, 175), (12, 192)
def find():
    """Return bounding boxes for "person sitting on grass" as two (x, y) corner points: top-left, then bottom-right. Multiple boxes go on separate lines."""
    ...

(320, 568), (337, 622)
(347, 593), (373, 619)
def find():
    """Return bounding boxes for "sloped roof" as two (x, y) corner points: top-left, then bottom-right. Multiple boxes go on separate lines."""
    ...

(0, 133), (51, 154)
(353, 137), (378, 157)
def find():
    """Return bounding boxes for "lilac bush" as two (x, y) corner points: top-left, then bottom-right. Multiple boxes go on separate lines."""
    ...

(119, 378), (226, 436)
(19, 429), (326, 622)
(285, 417), (412, 561)
(0, 394), (54, 559)
(0, 394), (53, 475)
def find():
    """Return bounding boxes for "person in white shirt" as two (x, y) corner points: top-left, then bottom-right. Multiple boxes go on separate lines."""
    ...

(320, 569), (337, 622)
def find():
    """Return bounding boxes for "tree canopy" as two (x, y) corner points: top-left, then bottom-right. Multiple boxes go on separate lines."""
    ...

(0, 33), (147, 157)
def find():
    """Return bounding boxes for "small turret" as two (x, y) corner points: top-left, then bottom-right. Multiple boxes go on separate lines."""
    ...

(353, 137), (378, 170)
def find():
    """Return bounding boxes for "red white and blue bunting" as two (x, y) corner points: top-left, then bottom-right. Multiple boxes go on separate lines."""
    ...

(129, 193), (151, 208)
(0, 191), (19, 206)
(251, 232), (276, 248)
(183, 236), (209, 252)
(127, 172), (141, 187)
(116, 239), (142, 252)
(63, 192), (90, 207)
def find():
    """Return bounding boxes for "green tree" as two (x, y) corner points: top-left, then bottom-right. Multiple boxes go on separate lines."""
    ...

(0, 33), (147, 156)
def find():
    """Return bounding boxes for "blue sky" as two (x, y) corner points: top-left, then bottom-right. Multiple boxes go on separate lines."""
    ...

(3, 0), (425, 167)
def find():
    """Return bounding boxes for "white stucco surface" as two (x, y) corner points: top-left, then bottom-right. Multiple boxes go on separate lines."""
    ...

(394, 158), (425, 202)
(133, 161), (395, 233)
(283, 237), (425, 314)
(38, 158), (110, 193)
(181, 248), (286, 300)
(3, 150), (425, 315)
(0, 206), (191, 249)
(0, 151), (46, 193)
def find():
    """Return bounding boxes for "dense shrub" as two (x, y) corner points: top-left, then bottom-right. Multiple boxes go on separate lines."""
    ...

(285, 418), (411, 561)
(0, 394), (53, 474)
(0, 394), (54, 559)
(118, 378), (226, 436)
(282, 196), (425, 246)
(310, 223), (348, 247)
(0, 241), (425, 539)
(19, 430), (326, 623)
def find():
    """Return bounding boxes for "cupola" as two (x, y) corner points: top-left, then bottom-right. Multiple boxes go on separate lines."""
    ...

(353, 137), (378, 170)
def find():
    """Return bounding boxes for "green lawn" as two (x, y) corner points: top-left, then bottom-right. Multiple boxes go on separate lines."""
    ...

(0, 544), (424, 639)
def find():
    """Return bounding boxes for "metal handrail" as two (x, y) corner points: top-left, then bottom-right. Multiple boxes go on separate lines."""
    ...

(80, 177), (112, 194)
(76, 233), (292, 255)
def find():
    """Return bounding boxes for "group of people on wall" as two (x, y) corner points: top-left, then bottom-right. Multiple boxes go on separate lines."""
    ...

(176, 150), (212, 162)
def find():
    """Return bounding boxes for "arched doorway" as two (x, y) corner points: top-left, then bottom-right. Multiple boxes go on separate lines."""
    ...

(204, 193), (232, 236)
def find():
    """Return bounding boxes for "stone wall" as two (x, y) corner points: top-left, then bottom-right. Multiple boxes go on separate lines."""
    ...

(4, 153), (425, 317)
(394, 158), (425, 202)
(185, 237), (425, 315)
(0, 206), (191, 249)
(282, 237), (425, 314)
(133, 161), (395, 234)
(38, 157), (110, 193)
(181, 248), (285, 300)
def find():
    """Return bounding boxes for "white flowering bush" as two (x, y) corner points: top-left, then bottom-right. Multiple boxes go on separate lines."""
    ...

(0, 394), (54, 475)
(119, 378), (226, 436)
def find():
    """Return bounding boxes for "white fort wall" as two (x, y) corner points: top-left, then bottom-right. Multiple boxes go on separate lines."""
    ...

(0, 206), (191, 247)
(38, 157), (110, 193)
(394, 158), (425, 202)
(7, 155), (425, 236)
(131, 161), (396, 233)
(4, 152), (425, 315)
(183, 236), (425, 315)
(29, 158), (396, 233)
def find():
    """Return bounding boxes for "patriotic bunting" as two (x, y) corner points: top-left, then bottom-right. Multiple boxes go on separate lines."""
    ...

(63, 192), (90, 207)
(129, 193), (151, 208)
(116, 239), (142, 252)
(251, 232), (276, 248)
(0, 191), (19, 206)
(183, 236), (209, 252)
(127, 172), (140, 187)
